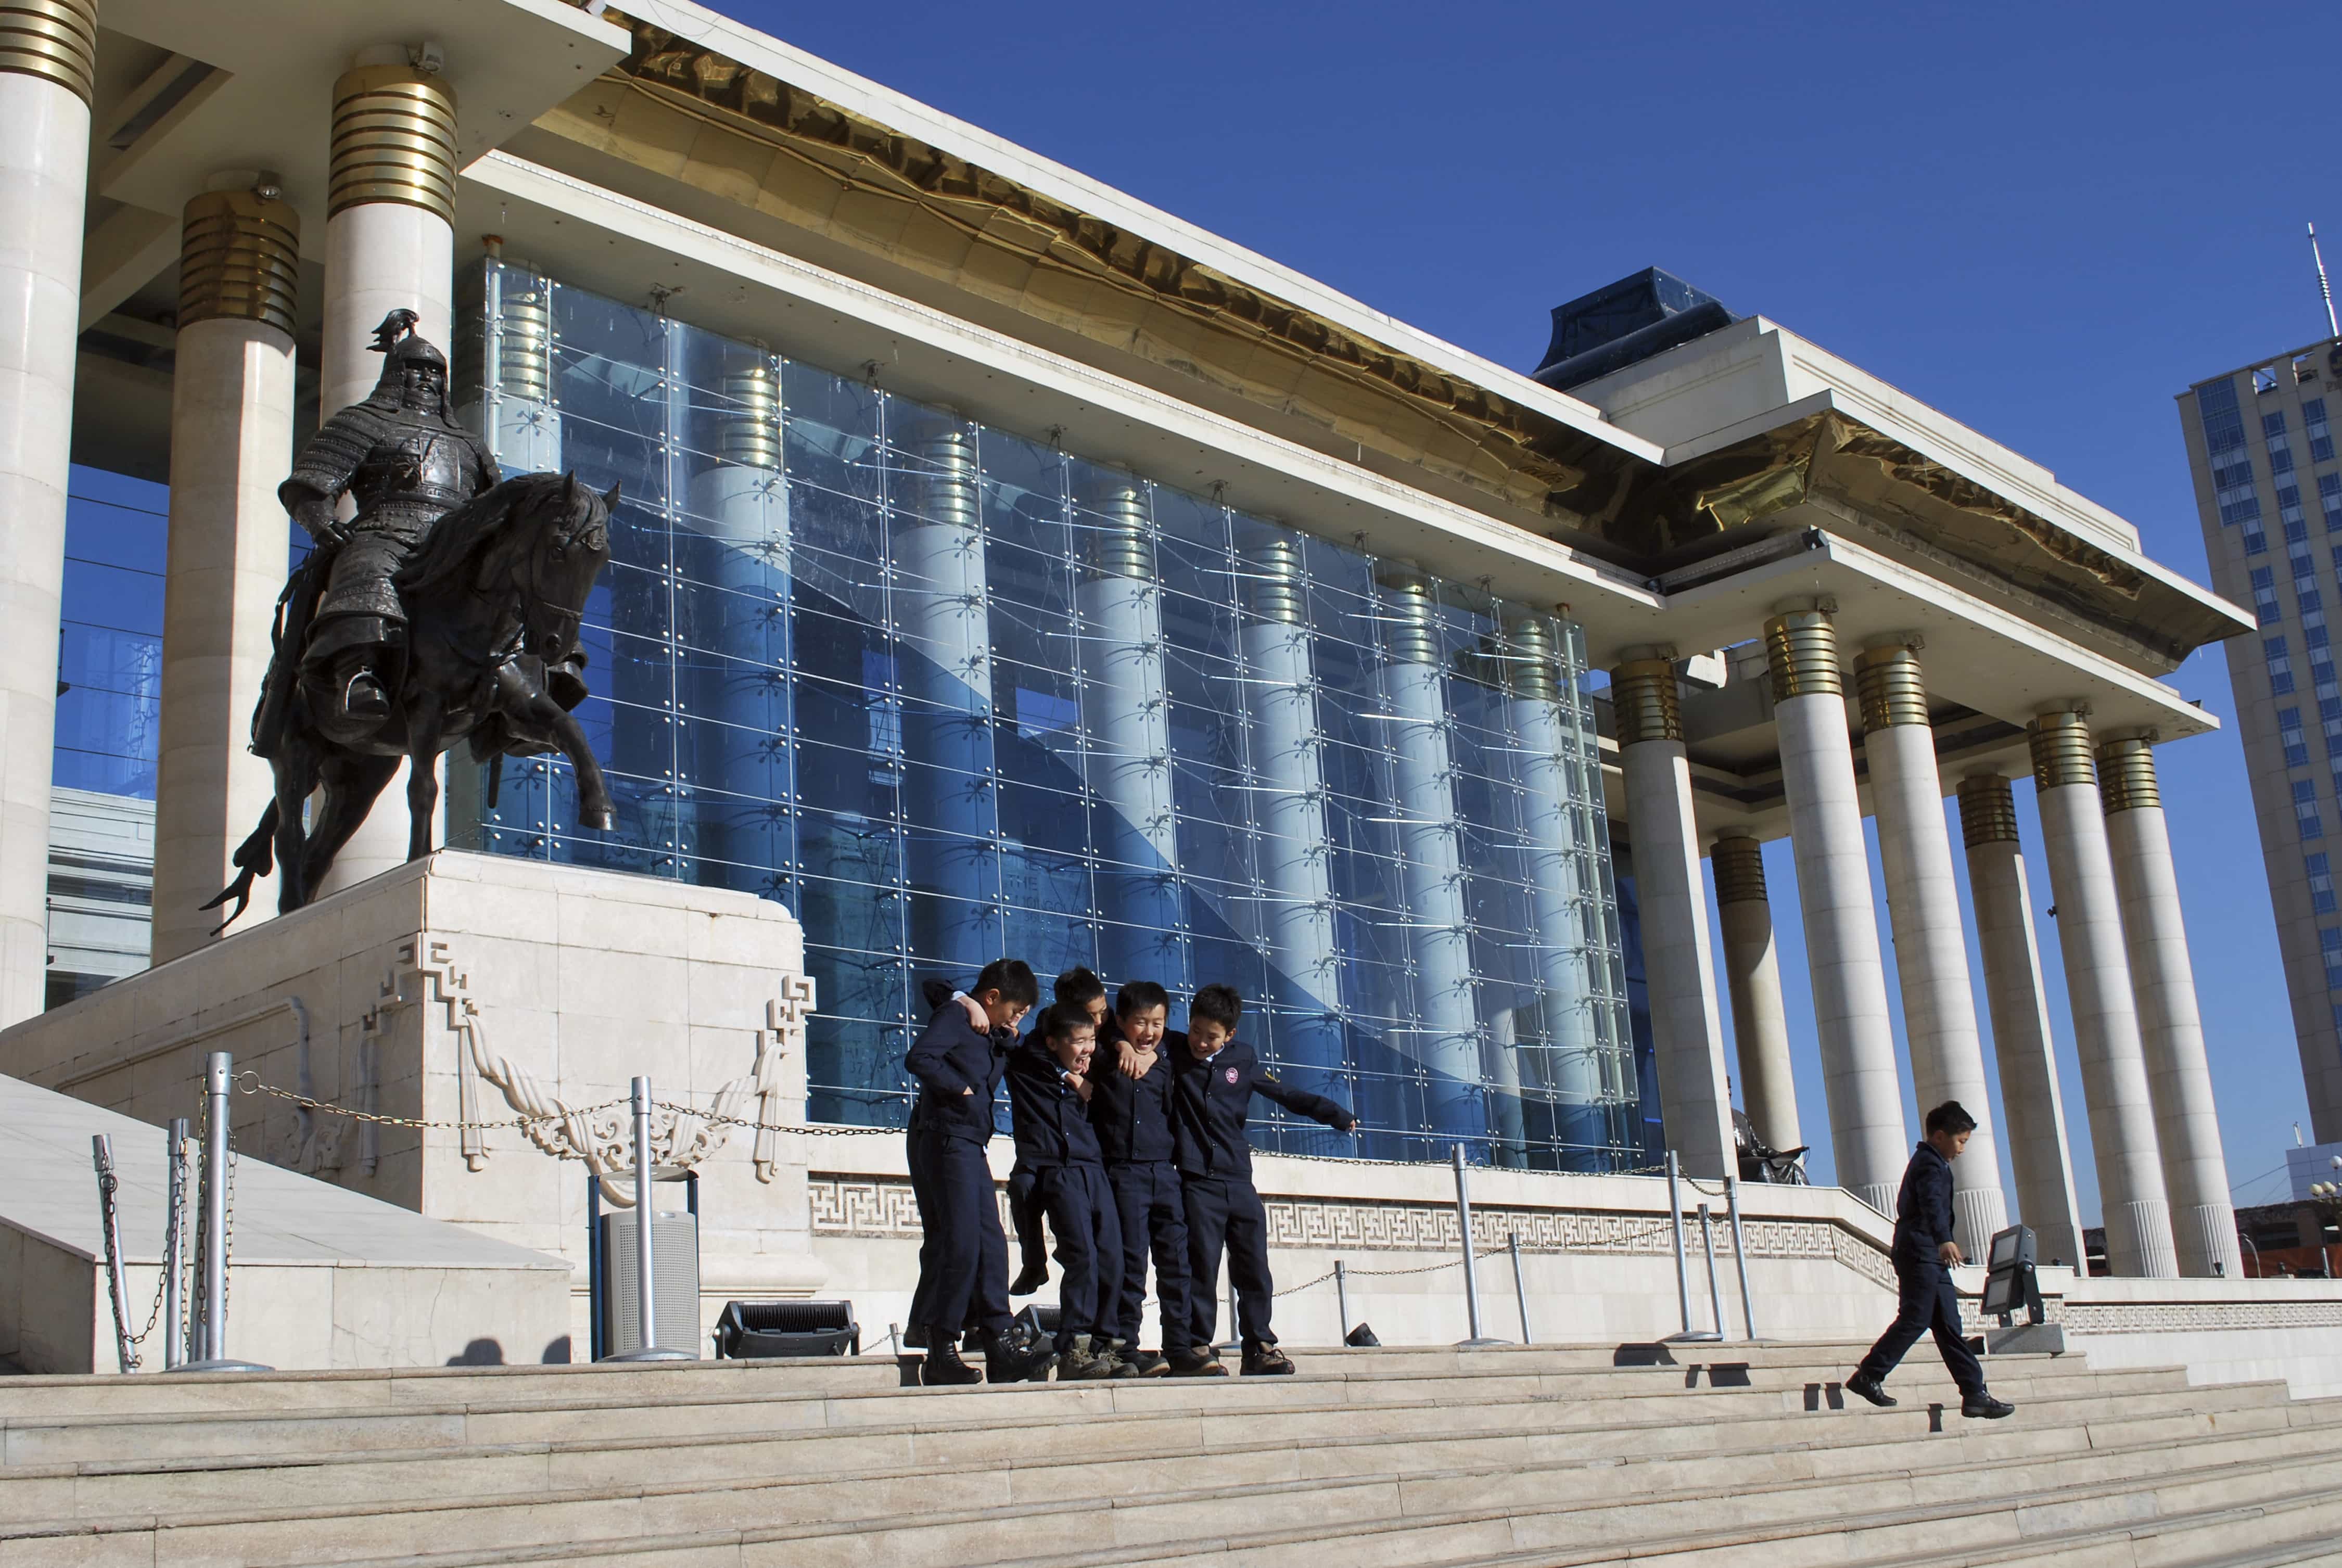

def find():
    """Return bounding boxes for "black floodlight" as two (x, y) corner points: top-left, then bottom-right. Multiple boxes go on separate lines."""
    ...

(1979, 1225), (2044, 1326)
(1344, 1322), (1381, 1348)
(713, 1300), (860, 1359)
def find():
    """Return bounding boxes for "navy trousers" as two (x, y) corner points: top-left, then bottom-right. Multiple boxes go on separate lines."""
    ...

(1007, 1161), (1048, 1279)
(1183, 1174), (1275, 1348)
(1106, 1159), (1193, 1350)
(907, 1127), (1012, 1346)
(1034, 1161), (1122, 1352)
(1856, 1261), (1985, 1398)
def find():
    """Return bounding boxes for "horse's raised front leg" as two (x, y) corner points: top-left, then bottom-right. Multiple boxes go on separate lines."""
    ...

(494, 662), (615, 831)
(299, 752), (402, 896)
(405, 693), (448, 861)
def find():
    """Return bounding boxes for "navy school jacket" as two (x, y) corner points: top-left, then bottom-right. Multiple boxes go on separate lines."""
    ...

(1890, 1140), (1958, 1269)
(904, 987), (1013, 1145)
(1003, 1037), (1108, 1168)
(1087, 1027), (1182, 1167)
(1167, 1037), (1355, 1180)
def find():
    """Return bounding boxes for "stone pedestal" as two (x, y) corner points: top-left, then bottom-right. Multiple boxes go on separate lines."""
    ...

(0, 851), (827, 1355)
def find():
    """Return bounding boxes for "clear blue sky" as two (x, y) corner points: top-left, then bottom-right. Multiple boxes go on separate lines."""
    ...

(702, 0), (2333, 1216)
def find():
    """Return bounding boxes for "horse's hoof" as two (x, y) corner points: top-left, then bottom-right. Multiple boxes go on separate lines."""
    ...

(588, 809), (616, 831)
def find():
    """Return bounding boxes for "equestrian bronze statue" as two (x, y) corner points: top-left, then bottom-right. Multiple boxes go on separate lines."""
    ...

(207, 310), (618, 924)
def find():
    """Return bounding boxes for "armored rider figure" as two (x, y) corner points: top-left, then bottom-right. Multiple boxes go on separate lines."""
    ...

(285, 310), (501, 725)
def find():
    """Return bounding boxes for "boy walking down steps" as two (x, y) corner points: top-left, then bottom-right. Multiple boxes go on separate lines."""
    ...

(1847, 1100), (2016, 1420)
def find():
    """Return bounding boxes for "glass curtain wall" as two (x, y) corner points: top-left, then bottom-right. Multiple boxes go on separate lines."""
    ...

(454, 260), (1646, 1169)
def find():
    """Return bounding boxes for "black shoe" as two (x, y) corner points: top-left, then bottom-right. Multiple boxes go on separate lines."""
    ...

(986, 1337), (1056, 1385)
(1125, 1348), (1169, 1378)
(1844, 1371), (1896, 1407)
(1240, 1342), (1295, 1376)
(1008, 1263), (1049, 1296)
(921, 1340), (982, 1386)
(1962, 1393), (2015, 1419)
(1165, 1346), (1227, 1378)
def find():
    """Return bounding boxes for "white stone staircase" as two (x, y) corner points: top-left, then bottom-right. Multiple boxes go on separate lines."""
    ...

(2, 1341), (2337, 1567)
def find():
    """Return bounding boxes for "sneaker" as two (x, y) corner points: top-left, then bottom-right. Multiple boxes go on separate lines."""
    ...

(1844, 1371), (1896, 1408)
(1962, 1393), (2015, 1419)
(984, 1333), (1056, 1385)
(1240, 1342), (1295, 1376)
(1125, 1348), (1169, 1378)
(1008, 1263), (1049, 1296)
(1165, 1345), (1228, 1378)
(1059, 1334), (1116, 1381)
(920, 1339), (983, 1387)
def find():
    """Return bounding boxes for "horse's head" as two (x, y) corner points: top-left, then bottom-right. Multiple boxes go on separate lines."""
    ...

(501, 471), (615, 668)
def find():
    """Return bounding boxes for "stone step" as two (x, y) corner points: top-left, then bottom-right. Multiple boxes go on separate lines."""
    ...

(8, 1360), (2307, 1525)
(11, 1383), (2335, 1568)
(0, 1355), (2206, 1468)
(108, 1421), (2342, 1568)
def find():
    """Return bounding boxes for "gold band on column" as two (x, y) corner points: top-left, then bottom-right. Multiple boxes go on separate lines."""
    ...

(2027, 710), (2096, 790)
(0, 0), (97, 105)
(719, 363), (780, 470)
(1506, 614), (1564, 704)
(1763, 611), (1842, 701)
(1711, 834), (1767, 905)
(1380, 571), (1442, 667)
(179, 189), (301, 336)
(2096, 736), (2161, 815)
(1241, 537), (1306, 624)
(1610, 658), (1682, 745)
(329, 63), (457, 223)
(1852, 643), (1928, 732)
(1957, 773), (2020, 848)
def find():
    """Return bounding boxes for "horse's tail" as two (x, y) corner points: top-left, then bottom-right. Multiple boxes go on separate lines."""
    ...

(200, 798), (282, 933)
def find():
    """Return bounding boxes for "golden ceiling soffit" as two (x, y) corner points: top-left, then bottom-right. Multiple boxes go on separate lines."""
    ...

(538, 14), (1627, 516)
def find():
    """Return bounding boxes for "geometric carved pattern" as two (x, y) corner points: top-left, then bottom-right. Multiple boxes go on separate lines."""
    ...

(808, 1173), (1893, 1274)
(2057, 1299), (2342, 1333)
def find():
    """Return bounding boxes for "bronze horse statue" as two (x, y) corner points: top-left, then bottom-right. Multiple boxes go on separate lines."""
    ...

(208, 470), (619, 924)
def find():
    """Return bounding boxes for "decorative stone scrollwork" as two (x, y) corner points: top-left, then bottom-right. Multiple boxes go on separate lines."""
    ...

(364, 932), (816, 1202)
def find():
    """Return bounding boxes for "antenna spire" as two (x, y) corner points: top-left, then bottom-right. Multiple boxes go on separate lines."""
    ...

(2313, 222), (2339, 339)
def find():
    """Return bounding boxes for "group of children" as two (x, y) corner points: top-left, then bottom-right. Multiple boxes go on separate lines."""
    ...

(903, 960), (1359, 1384)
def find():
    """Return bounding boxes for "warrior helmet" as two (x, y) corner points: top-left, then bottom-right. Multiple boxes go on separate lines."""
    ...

(366, 309), (450, 412)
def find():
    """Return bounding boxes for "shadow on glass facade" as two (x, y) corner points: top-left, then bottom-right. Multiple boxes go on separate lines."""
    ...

(452, 260), (1652, 1169)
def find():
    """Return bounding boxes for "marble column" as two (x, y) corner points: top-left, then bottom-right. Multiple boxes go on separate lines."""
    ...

(1382, 570), (1483, 1146)
(1710, 830), (1799, 1155)
(2029, 710), (2178, 1278)
(1854, 641), (2009, 1251)
(2099, 735), (2243, 1279)
(1610, 658), (1735, 1178)
(0, 0), (95, 1024)
(315, 48), (459, 896)
(150, 182), (301, 964)
(1765, 611), (1906, 1214)
(1956, 772), (2086, 1272)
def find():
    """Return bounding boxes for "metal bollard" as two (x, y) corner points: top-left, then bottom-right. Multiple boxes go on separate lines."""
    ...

(1451, 1144), (1505, 1347)
(164, 1118), (189, 1370)
(1725, 1176), (1759, 1342)
(1334, 1259), (1350, 1342)
(185, 1052), (270, 1371)
(92, 1136), (136, 1373)
(1662, 1151), (1719, 1343)
(608, 1075), (689, 1361)
(1698, 1203), (1727, 1342)
(1508, 1230), (1532, 1344)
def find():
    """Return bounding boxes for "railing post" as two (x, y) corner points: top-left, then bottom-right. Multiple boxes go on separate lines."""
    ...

(1508, 1230), (1532, 1345)
(1725, 1175), (1759, 1341)
(1452, 1143), (1504, 1347)
(607, 1075), (689, 1361)
(185, 1052), (270, 1371)
(1334, 1258), (1350, 1342)
(1698, 1202), (1727, 1341)
(1662, 1150), (1719, 1343)
(163, 1117), (188, 1370)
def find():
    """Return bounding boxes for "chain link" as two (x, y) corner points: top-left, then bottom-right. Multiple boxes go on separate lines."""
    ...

(234, 1071), (627, 1131)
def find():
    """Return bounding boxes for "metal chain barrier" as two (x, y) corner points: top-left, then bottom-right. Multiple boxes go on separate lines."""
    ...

(235, 1070), (628, 1132)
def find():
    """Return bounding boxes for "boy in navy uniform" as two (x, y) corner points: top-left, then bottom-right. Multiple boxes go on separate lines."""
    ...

(1846, 1101), (2016, 1419)
(1170, 984), (1357, 1375)
(1007, 967), (1111, 1296)
(903, 959), (1054, 1386)
(1004, 1003), (1132, 1378)
(1086, 979), (1204, 1376)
